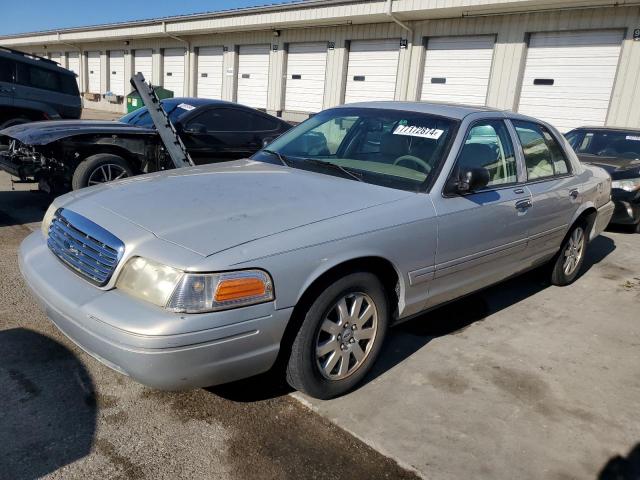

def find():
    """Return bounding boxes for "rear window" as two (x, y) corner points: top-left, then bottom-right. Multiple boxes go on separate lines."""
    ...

(573, 130), (640, 158)
(15, 62), (79, 96)
(0, 57), (14, 82)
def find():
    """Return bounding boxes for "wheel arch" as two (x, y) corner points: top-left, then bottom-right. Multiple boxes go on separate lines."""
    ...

(76, 145), (142, 172)
(273, 255), (402, 375)
(568, 203), (599, 241)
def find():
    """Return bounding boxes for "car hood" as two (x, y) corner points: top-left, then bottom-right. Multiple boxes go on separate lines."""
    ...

(578, 153), (640, 179)
(0, 120), (154, 145)
(73, 159), (412, 257)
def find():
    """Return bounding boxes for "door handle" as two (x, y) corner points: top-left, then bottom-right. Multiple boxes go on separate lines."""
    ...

(515, 199), (532, 210)
(569, 189), (579, 199)
(513, 188), (525, 194)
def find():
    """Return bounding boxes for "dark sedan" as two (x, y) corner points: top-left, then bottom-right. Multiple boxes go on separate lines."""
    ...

(566, 127), (640, 233)
(0, 98), (291, 192)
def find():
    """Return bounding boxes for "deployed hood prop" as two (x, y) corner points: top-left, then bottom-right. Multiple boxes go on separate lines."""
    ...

(130, 73), (194, 168)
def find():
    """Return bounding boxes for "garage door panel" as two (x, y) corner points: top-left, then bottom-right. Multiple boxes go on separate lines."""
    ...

(197, 46), (223, 99)
(109, 51), (125, 96)
(87, 51), (101, 94)
(163, 48), (185, 97)
(421, 35), (495, 106)
(67, 52), (80, 86)
(285, 42), (327, 112)
(237, 44), (270, 109)
(344, 39), (399, 104)
(134, 49), (153, 81)
(518, 29), (623, 132)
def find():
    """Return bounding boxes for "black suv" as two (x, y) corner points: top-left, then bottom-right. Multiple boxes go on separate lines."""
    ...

(0, 47), (81, 129)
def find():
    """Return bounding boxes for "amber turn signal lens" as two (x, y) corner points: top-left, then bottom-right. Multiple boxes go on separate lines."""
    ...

(215, 277), (267, 302)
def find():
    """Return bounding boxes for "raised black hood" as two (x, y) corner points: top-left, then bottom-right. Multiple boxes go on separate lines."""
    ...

(0, 120), (155, 145)
(577, 153), (640, 180)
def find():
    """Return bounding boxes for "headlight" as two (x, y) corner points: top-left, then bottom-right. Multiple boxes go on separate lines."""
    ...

(41, 203), (58, 237)
(612, 178), (640, 192)
(167, 269), (274, 313)
(116, 256), (274, 313)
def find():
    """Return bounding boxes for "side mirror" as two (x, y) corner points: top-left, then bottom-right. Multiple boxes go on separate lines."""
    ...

(455, 167), (490, 194)
(262, 136), (275, 148)
(184, 123), (206, 135)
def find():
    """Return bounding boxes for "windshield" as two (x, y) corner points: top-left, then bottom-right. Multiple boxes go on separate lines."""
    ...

(253, 108), (457, 191)
(570, 130), (640, 158)
(118, 101), (194, 128)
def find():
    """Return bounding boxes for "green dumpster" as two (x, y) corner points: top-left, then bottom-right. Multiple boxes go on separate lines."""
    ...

(126, 87), (174, 113)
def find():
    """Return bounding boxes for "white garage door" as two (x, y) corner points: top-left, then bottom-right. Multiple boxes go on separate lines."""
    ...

(109, 50), (125, 96)
(344, 39), (399, 104)
(237, 44), (270, 109)
(49, 52), (62, 65)
(134, 49), (153, 82)
(518, 29), (624, 132)
(163, 48), (185, 96)
(421, 35), (495, 106)
(197, 46), (224, 99)
(87, 51), (101, 94)
(284, 42), (327, 113)
(67, 52), (80, 86)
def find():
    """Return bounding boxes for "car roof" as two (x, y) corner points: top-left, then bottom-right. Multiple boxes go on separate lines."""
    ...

(568, 126), (640, 134)
(0, 47), (75, 76)
(159, 97), (237, 108)
(333, 101), (505, 120)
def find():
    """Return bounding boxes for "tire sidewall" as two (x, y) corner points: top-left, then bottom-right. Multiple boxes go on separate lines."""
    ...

(72, 154), (132, 190)
(288, 272), (389, 399)
(552, 222), (587, 285)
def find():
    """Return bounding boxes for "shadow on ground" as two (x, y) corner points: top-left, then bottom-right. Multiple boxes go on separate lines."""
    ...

(0, 190), (50, 227)
(599, 443), (640, 480)
(364, 233), (616, 385)
(0, 328), (96, 480)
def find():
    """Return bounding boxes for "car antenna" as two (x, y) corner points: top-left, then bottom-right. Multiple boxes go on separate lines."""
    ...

(130, 73), (194, 169)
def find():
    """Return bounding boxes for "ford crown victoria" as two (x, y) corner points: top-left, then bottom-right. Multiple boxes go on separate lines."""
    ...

(19, 102), (614, 399)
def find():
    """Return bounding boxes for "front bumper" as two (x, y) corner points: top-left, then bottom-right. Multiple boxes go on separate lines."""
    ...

(609, 189), (640, 226)
(19, 231), (292, 390)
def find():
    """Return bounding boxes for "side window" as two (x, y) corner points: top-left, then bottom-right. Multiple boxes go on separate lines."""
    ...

(187, 108), (256, 132)
(15, 63), (60, 92)
(251, 114), (279, 131)
(513, 120), (571, 180)
(0, 58), (14, 83)
(457, 120), (518, 188)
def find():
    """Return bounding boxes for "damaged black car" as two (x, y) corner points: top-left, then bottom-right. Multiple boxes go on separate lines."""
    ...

(0, 97), (291, 192)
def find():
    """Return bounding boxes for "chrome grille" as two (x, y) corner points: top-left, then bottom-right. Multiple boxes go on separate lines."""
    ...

(47, 209), (124, 286)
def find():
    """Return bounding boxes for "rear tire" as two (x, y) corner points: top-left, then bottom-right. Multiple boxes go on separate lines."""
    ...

(286, 272), (389, 399)
(550, 221), (588, 286)
(72, 154), (133, 190)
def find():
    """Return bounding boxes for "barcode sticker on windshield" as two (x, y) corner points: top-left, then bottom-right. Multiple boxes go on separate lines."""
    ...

(177, 103), (196, 111)
(393, 125), (444, 140)
(626, 135), (640, 141)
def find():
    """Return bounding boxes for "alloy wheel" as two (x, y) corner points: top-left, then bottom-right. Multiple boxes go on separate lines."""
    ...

(315, 292), (378, 380)
(563, 226), (585, 276)
(87, 163), (129, 185)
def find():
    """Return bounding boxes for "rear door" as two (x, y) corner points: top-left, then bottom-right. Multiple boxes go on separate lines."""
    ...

(428, 118), (530, 308)
(511, 119), (584, 260)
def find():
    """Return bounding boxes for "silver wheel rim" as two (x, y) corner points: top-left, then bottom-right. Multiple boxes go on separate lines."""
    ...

(315, 292), (378, 381)
(563, 226), (585, 276)
(87, 163), (129, 185)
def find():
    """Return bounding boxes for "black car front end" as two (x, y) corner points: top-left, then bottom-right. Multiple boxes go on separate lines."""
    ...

(609, 170), (640, 226)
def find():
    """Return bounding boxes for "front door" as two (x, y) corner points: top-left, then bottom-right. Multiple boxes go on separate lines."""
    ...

(428, 119), (531, 308)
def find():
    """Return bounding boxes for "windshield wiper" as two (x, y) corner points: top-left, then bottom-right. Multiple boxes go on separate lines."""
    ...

(263, 149), (290, 167)
(297, 158), (364, 182)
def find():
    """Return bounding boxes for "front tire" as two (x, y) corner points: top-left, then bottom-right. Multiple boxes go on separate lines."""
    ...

(72, 153), (133, 190)
(286, 272), (389, 399)
(550, 222), (587, 286)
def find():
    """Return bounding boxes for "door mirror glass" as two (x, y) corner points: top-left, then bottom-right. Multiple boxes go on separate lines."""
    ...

(456, 167), (490, 193)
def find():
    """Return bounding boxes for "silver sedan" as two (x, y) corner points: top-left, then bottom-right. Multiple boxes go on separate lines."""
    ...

(19, 102), (614, 399)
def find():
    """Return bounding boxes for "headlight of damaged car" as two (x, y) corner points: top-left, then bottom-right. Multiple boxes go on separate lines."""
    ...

(612, 178), (640, 192)
(116, 257), (274, 313)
